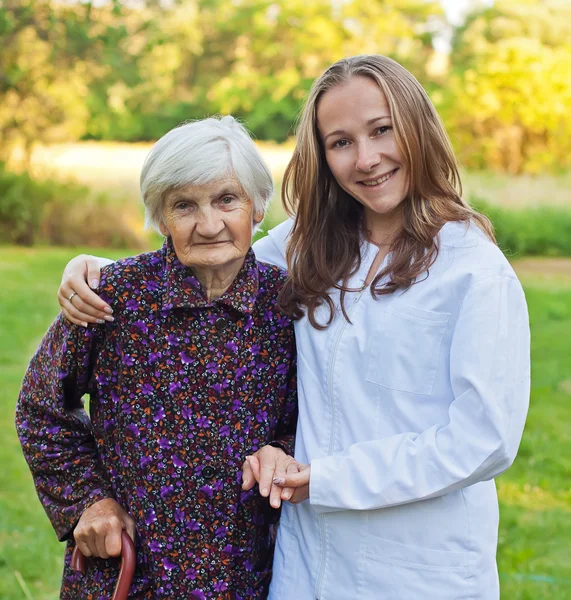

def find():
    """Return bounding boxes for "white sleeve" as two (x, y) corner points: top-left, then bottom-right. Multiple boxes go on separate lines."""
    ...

(252, 217), (295, 270)
(310, 274), (531, 513)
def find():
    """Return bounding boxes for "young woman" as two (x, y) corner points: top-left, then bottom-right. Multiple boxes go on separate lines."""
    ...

(56, 55), (530, 599)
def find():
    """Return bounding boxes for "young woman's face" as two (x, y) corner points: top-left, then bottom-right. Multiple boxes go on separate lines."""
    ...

(317, 76), (409, 238)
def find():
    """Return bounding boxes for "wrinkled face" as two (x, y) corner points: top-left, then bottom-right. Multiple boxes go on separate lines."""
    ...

(160, 178), (263, 271)
(317, 76), (409, 237)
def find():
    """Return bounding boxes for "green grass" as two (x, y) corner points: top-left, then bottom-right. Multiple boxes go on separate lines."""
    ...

(0, 247), (570, 599)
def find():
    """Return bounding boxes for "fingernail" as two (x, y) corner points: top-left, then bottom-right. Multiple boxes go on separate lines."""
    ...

(261, 487), (268, 496)
(104, 316), (114, 322)
(272, 498), (280, 508)
(104, 307), (113, 315)
(82, 322), (88, 328)
(91, 279), (99, 289)
(96, 319), (105, 324)
(273, 477), (285, 485)
(282, 491), (291, 499)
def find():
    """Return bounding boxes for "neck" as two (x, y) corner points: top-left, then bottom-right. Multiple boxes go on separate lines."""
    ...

(364, 206), (404, 246)
(192, 257), (245, 302)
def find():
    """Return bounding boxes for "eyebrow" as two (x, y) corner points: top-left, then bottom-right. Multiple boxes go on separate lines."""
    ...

(168, 186), (241, 203)
(323, 115), (392, 142)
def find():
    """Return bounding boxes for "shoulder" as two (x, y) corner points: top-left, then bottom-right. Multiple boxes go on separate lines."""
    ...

(437, 220), (518, 283)
(252, 217), (295, 269)
(98, 248), (164, 307)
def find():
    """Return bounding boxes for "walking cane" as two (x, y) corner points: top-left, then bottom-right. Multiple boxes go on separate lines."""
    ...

(71, 530), (136, 600)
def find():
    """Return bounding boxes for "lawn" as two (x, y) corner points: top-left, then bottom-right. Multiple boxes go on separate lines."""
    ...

(0, 246), (570, 599)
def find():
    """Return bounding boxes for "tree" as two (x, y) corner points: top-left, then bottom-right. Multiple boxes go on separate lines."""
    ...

(440, 0), (571, 174)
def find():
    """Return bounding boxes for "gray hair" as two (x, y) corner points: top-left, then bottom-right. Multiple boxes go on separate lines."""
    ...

(140, 116), (274, 232)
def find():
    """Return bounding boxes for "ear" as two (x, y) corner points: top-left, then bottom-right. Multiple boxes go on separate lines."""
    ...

(158, 219), (169, 237)
(253, 210), (264, 225)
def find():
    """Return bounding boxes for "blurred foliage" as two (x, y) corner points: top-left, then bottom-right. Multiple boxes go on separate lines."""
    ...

(471, 197), (571, 258)
(0, 0), (570, 173)
(0, 163), (148, 248)
(1, 0), (444, 154)
(439, 0), (571, 174)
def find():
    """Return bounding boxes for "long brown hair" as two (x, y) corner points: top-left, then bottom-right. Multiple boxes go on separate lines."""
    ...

(279, 55), (494, 328)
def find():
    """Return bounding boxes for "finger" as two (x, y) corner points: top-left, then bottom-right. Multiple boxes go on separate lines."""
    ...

(61, 307), (88, 328)
(74, 530), (94, 558)
(258, 460), (278, 497)
(280, 462), (299, 500)
(86, 256), (103, 290)
(248, 455), (261, 482)
(60, 300), (97, 326)
(76, 539), (93, 558)
(94, 528), (110, 559)
(289, 484), (310, 504)
(241, 458), (256, 490)
(124, 516), (137, 544)
(105, 523), (123, 557)
(70, 294), (113, 322)
(269, 478), (285, 508)
(281, 469), (310, 488)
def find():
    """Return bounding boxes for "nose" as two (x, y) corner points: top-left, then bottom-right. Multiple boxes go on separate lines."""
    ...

(195, 207), (225, 238)
(355, 140), (381, 173)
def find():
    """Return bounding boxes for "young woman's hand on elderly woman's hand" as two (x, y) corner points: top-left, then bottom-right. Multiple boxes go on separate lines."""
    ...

(274, 463), (311, 504)
(241, 446), (298, 509)
(73, 498), (136, 559)
(58, 254), (113, 326)
(287, 483), (310, 504)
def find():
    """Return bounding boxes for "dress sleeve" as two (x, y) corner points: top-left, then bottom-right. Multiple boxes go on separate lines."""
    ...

(310, 274), (531, 512)
(15, 314), (115, 540)
(270, 352), (298, 456)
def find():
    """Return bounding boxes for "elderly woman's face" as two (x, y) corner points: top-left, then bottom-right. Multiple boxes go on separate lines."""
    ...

(160, 178), (263, 270)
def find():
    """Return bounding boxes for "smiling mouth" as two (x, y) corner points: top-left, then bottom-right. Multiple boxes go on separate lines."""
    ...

(359, 169), (398, 187)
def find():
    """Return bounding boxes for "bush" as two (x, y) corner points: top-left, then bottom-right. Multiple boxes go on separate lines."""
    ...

(0, 163), (148, 249)
(472, 197), (571, 258)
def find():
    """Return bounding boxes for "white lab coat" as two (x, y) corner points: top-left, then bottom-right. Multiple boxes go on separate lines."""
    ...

(252, 219), (530, 600)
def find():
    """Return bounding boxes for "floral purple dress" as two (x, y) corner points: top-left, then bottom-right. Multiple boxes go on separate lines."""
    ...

(16, 241), (297, 599)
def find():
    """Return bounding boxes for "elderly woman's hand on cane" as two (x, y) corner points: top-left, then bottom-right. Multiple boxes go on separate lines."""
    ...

(73, 498), (136, 559)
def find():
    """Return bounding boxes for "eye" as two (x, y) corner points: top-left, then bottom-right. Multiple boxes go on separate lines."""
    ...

(332, 139), (350, 149)
(174, 201), (190, 210)
(374, 126), (391, 136)
(220, 196), (236, 206)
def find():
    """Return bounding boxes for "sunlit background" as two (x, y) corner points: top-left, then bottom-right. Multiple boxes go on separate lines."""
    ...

(1, 1), (570, 598)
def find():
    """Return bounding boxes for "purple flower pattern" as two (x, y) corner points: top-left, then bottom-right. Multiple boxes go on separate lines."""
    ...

(16, 241), (297, 599)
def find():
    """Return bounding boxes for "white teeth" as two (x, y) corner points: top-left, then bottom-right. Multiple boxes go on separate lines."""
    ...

(361, 170), (396, 186)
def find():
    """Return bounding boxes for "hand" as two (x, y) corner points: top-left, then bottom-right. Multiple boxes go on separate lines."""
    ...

(274, 462), (310, 504)
(276, 463), (311, 493)
(58, 254), (113, 326)
(73, 498), (136, 559)
(242, 445), (298, 509)
(288, 483), (310, 504)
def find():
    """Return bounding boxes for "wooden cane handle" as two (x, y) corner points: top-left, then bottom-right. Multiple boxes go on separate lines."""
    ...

(71, 530), (136, 600)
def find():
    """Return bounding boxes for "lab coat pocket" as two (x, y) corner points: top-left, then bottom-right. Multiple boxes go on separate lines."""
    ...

(366, 305), (450, 395)
(360, 536), (470, 599)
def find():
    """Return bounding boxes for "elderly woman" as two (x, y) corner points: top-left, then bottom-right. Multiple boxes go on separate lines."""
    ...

(16, 116), (297, 599)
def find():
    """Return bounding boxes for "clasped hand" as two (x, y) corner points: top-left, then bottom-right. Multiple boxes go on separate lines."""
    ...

(241, 445), (311, 507)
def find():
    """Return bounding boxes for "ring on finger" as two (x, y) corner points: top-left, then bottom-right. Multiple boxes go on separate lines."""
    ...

(68, 291), (78, 303)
